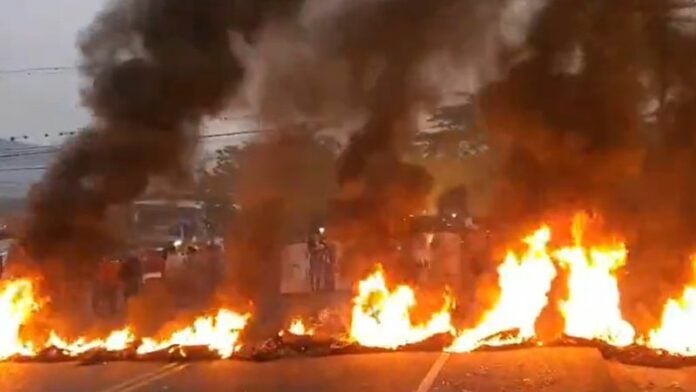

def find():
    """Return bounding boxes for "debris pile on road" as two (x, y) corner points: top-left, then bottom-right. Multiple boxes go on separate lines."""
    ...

(1, 214), (695, 368)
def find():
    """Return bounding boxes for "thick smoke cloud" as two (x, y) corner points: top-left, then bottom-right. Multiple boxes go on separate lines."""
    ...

(24, 0), (295, 267)
(34, 0), (696, 327)
(240, 0), (528, 271)
(24, 0), (540, 286)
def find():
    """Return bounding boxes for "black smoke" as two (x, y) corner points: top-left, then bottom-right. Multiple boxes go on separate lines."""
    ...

(24, 0), (295, 268)
(243, 0), (514, 269)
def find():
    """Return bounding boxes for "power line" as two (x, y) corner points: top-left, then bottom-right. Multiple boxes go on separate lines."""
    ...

(0, 130), (264, 161)
(0, 145), (59, 153)
(0, 166), (48, 173)
(198, 130), (262, 139)
(0, 115), (256, 149)
(0, 66), (77, 76)
(0, 149), (59, 159)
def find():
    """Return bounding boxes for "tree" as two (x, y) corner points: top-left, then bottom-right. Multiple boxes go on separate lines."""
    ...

(417, 100), (489, 160)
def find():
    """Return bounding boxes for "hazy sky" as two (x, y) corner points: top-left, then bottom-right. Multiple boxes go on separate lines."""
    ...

(0, 0), (257, 147)
(0, 0), (257, 197)
(0, 0), (108, 144)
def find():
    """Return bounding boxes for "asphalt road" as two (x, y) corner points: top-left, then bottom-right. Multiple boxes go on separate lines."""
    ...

(0, 348), (693, 392)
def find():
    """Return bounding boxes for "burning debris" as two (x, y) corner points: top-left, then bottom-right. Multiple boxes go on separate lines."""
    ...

(641, 258), (696, 357)
(0, 280), (39, 360)
(136, 309), (249, 359)
(448, 226), (556, 353)
(349, 266), (454, 350)
(284, 318), (315, 337)
(46, 328), (135, 358)
(554, 214), (635, 347)
(0, 277), (249, 362)
(446, 214), (696, 362)
(2, 212), (696, 367)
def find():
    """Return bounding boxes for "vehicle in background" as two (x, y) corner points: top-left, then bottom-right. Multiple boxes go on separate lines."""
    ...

(130, 199), (212, 248)
(126, 198), (228, 284)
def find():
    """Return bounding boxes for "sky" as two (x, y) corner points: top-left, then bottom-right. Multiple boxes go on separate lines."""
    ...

(0, 0), (257, 198)
(0, 0), (109, 144)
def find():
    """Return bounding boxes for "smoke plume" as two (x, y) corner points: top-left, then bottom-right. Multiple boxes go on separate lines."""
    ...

(24, 0), (294, 268)
(22, 0), (540, 288)
(239, 0), (529, 271)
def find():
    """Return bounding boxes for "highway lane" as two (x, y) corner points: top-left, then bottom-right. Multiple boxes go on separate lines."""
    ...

(0, 362), (173, 392)
(0, 348), (693, 392)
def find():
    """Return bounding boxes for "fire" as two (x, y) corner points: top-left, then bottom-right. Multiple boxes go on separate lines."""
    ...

(46, 328), (135, 356)
(136, 309), (250, 359)
(642, 259), (696, 356)
(349, 266), (453, 349)
(0, 279), (39, 359)
(287, 318), (314, 336)
(0, 279), (251, 361)
(554, 214), (635, 347)
(448, 226), (557, 352)
(3, 211), (695, 362)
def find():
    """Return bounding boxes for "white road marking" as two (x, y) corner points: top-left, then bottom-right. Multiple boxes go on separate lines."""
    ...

(98, 363), (188, 392)
(415, 353), (450, 392)
(113, 363), (187, 392)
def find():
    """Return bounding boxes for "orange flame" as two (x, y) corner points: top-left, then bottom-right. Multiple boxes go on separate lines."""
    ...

(0, 279), (39, 359)
(136, 309), (250, 359)
(555, 214), (635, 347)
(641, 258), (696, 356)
(0, 278), (251, 360)
(287, 318), (314, 336)
(349, 266), (453, 349)
(6, 211), (696, 361)
(46, 328), (135, 356)
(448, 226), (557, 352)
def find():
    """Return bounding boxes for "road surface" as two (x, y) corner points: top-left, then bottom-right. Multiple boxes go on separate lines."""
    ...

(0, 348), (693, 392)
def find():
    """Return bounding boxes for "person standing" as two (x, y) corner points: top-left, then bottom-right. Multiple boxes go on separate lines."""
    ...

(321, 240), (336, 291)
(308, 234), (325, 292)
(120, 254), (143, 301)
(94, 258), (121, 316)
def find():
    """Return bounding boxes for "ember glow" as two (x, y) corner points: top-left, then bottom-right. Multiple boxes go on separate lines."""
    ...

(0, 279), (39, 359)
(350, 266), (454, 349)
(555, 214), (635, 347)
(136, 309), (250, 359)
(447, 227), (557, 352)
(642, 259), (696, 356)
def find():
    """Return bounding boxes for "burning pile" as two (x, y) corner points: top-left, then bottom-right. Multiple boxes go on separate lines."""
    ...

(0, 280), (39, 360)
(285, 319), (315, 337)
(350, 266), (454, 350)
(554, 220), (635, 347)
(446, 214), (694, 358)
(447, 226), (556, 352)
(136, 310), (249, 359)
(343, 213), (695, 364)
(642, 260), (696, 357)
(0, 278), (249, 362)
(1, 213), (694, 365)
